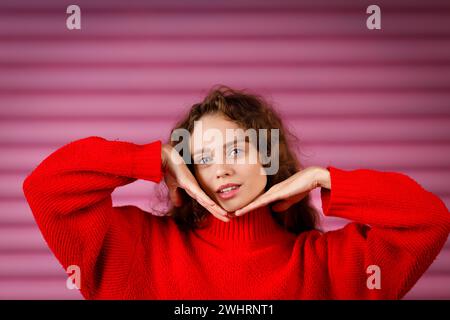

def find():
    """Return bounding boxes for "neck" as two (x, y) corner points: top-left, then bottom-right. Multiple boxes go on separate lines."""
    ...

(194, 206), (288, 242)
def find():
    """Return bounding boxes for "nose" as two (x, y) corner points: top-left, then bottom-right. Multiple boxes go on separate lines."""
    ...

(215, 163), (235, 179)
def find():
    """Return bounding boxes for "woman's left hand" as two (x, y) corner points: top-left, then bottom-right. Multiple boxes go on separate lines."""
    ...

(235, 166), (331, 216)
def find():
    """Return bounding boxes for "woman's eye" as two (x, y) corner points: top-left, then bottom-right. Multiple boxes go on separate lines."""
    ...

(229, 148), (243, 157)
(197, 148), (243, 164)
(199, 156), (212, 164)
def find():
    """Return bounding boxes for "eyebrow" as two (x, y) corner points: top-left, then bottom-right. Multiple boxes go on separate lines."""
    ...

(192, 138), (247, 157)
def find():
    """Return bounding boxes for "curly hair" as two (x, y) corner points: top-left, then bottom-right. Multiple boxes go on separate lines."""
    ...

(160, 85), (322, 235)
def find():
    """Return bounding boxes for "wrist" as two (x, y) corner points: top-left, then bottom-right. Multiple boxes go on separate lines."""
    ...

(314, 167), (331, 190)
(161, 144), (171, 169)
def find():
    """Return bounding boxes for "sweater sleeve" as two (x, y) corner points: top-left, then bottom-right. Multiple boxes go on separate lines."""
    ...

(22, 136), (163, 299)
(319, 166), (450, 299)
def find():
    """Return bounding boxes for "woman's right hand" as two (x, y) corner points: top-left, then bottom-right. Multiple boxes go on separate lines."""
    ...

(161, 144), (230, 222)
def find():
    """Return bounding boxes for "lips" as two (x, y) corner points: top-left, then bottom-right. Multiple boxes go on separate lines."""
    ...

(216, 183), (241, 200)
(217, 183), (241, 193)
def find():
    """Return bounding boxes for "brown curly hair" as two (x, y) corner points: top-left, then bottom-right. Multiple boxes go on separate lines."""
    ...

(161, 85), (321, 235)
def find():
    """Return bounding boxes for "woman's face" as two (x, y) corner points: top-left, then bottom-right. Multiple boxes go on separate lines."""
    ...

(190, 113), (267, 214)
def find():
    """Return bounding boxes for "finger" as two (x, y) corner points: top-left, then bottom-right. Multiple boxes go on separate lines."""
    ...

(184, 187), (229, 220)
(201, 197), (229, 219)
(212, 211), (230, 223)
(272, 192), (309, 212)
(235, 200), (264, 216)
(186, 183), (229, 215)
(197, 197), (230, 223)
(185, 184), (216, 207)
(178, 167), (218, 208)
(184, 187), (213, 209)
(235, 192), (278, 216)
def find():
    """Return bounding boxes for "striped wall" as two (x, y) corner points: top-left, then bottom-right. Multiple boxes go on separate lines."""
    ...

(0, 0), (449, 299)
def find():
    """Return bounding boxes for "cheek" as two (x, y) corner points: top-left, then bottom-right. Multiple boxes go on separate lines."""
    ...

(255, 168), (268, 191)
(241, 164), (267, 190)
(194, 168), (214, 193)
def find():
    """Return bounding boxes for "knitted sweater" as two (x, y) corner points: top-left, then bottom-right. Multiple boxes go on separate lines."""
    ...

(22, 136), (450, 299)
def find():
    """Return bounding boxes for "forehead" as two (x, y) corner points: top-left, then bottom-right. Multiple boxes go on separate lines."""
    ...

(189, 114), (246, 152)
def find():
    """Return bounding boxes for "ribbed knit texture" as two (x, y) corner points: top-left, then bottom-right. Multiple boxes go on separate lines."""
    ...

(22, 136), (450, 299)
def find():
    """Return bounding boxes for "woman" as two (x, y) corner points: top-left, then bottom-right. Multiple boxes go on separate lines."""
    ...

(23, 86), (450, 299)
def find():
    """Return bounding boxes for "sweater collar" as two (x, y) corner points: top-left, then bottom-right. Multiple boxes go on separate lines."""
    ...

(194, 206), (288, 242)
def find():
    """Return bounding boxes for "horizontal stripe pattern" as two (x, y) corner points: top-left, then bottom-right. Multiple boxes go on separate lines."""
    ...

(1, 0), (449, 299)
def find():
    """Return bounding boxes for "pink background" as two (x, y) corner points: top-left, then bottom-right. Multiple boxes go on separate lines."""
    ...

(0, 0), (449, 299)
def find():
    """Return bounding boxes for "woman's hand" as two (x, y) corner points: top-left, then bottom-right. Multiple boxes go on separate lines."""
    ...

(162, 144), (230, 222)
(235, 166), (331, 216)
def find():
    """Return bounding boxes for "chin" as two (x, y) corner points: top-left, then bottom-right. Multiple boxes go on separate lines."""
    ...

(216, 200), (243, 214)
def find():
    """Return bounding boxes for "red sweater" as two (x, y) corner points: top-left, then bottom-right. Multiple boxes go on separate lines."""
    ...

(22, 136), (450, 300)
